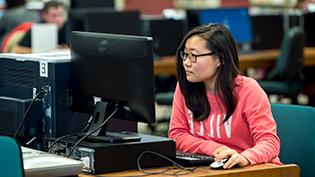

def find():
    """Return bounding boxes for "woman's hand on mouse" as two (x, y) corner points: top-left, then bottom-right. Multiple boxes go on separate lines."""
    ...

(213, 145), (250, 169)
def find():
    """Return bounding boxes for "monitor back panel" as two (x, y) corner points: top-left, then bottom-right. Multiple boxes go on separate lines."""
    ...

(251, 14), (284, 50)
(84, 11), (141, 36)
(143, 18), (187, 56)
(70, 0), (114, 9)
(304, 12), (315, 47)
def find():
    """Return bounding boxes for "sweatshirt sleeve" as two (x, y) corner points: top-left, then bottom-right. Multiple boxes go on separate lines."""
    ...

(240, 80), (281, 165)
(168, 83), (222, 156)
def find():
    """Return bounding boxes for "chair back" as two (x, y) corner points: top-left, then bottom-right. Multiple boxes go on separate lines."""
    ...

(267, 27), (304, 81)
(271, 104), (315, 177)
(0, 136), (24, 177)
(1, 22), (33, 53)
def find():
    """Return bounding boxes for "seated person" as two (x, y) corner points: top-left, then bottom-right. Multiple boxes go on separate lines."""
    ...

(168, 23), (281, 169)
(11, 0), (68, 54)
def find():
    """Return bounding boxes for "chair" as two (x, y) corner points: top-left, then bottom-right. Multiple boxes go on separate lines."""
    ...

(1, 21), (33, 53)
(149, 75), (176, 135)
(259, 27), (305, 104)
(0, 136), (24, 177)
(271, 103), (315, 177)
(148, 91), (174, 135)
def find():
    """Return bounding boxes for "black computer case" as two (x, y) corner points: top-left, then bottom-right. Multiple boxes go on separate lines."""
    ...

(0, 53), (87, 138)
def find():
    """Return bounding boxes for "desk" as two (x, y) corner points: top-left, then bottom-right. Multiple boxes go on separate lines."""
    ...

(79, 163), (299, 177)
(154, 47), (315, 76)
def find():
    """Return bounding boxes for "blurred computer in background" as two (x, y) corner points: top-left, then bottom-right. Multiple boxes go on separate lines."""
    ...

(68, 8), (141, 36)
(304, 11), (315, 47)
(142, 16), (187, 57)
(70, 0), (114, 9)
(187, 8), (253, 53)
(251, 14), (284, 50)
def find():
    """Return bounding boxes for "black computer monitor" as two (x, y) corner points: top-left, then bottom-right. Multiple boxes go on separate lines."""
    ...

(84, 10), (141, 35)
(251, 14), (284, 50)
(68, 9), (141, 36)
(70, 0), (115, 9)
(70, 31), (155, 140)
(304, 12), (315, 47)
(68, 8), (115, 32)
(142, 17), (187, 56)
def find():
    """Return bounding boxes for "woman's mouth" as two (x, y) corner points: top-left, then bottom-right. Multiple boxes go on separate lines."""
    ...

(185, 70), (193, 75)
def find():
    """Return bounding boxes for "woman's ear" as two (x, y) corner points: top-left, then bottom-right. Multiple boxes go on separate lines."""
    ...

(216, 57), (222, 67)
(216, 53), (224, 67)
(216, 62), (221, 67)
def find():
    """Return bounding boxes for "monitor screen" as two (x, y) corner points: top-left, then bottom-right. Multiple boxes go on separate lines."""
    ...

(198, 8), (253, 45)
(70, 31), (155, 125)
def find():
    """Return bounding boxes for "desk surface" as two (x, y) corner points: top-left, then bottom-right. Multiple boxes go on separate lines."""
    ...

(154, 47), (315, 76)
(79, 163), (299, 177)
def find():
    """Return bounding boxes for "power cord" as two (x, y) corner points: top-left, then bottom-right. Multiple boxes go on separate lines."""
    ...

(67, 103), (118, 157)
(47, 116), (94, 152)
(13, 88), (48, 138)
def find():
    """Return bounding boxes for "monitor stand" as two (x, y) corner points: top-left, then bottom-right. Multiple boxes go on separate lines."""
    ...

(81, 101), (141, 143)
(83, 131), (141, 143)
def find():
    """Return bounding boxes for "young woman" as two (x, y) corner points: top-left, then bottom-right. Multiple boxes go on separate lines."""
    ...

(168, 24), (281, 169)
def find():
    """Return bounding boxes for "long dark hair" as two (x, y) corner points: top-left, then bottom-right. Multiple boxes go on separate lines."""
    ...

(176, 23), (240, 122)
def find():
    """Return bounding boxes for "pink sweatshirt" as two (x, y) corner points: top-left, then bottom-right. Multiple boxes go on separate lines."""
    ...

(168, 75), (281, 165)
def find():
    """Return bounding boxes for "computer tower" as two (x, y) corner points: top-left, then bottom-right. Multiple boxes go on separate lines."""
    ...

(0, 96), (43, 137)
(0, 53), (137, 138)
(0, 53), (87, 138)
(49, 134), (176, 174)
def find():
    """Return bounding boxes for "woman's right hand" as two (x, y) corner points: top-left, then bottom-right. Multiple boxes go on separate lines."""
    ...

(213, 145), (250, 169)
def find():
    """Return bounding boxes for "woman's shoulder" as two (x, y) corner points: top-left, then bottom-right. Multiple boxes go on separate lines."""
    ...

(234, 75), (263, 93)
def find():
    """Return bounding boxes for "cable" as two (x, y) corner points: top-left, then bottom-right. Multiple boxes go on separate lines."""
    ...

(67, 103), (118, 157)
(47, 116), (94, 152)
(137, 151), (197, 176)
(13, 89), (48, 138)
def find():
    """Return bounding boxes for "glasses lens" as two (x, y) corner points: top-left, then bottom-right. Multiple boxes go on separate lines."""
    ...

(180, 51), (186, 60)
(190, 54), (196, 63)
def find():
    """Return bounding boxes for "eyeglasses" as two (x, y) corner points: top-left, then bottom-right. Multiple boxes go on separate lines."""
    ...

(179, 51), (215, 63)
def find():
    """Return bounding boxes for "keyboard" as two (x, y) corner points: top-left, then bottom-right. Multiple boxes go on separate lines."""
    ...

(174, 151), (214, 167)
(22, 147), (83, 177)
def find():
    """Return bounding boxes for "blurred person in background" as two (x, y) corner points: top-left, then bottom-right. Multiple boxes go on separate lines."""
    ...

(12, 0), (68, 54)
(0, 0), (39, 48)
(297, 0), (315, 11)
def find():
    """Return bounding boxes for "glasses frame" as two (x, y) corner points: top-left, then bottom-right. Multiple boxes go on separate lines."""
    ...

(179, 51), (215, 63)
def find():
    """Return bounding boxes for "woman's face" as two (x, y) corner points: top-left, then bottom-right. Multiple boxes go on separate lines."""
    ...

(182, 35), (221, 86)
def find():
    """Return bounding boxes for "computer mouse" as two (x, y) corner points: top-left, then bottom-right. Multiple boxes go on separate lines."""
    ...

(209, 158), (229, 169)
